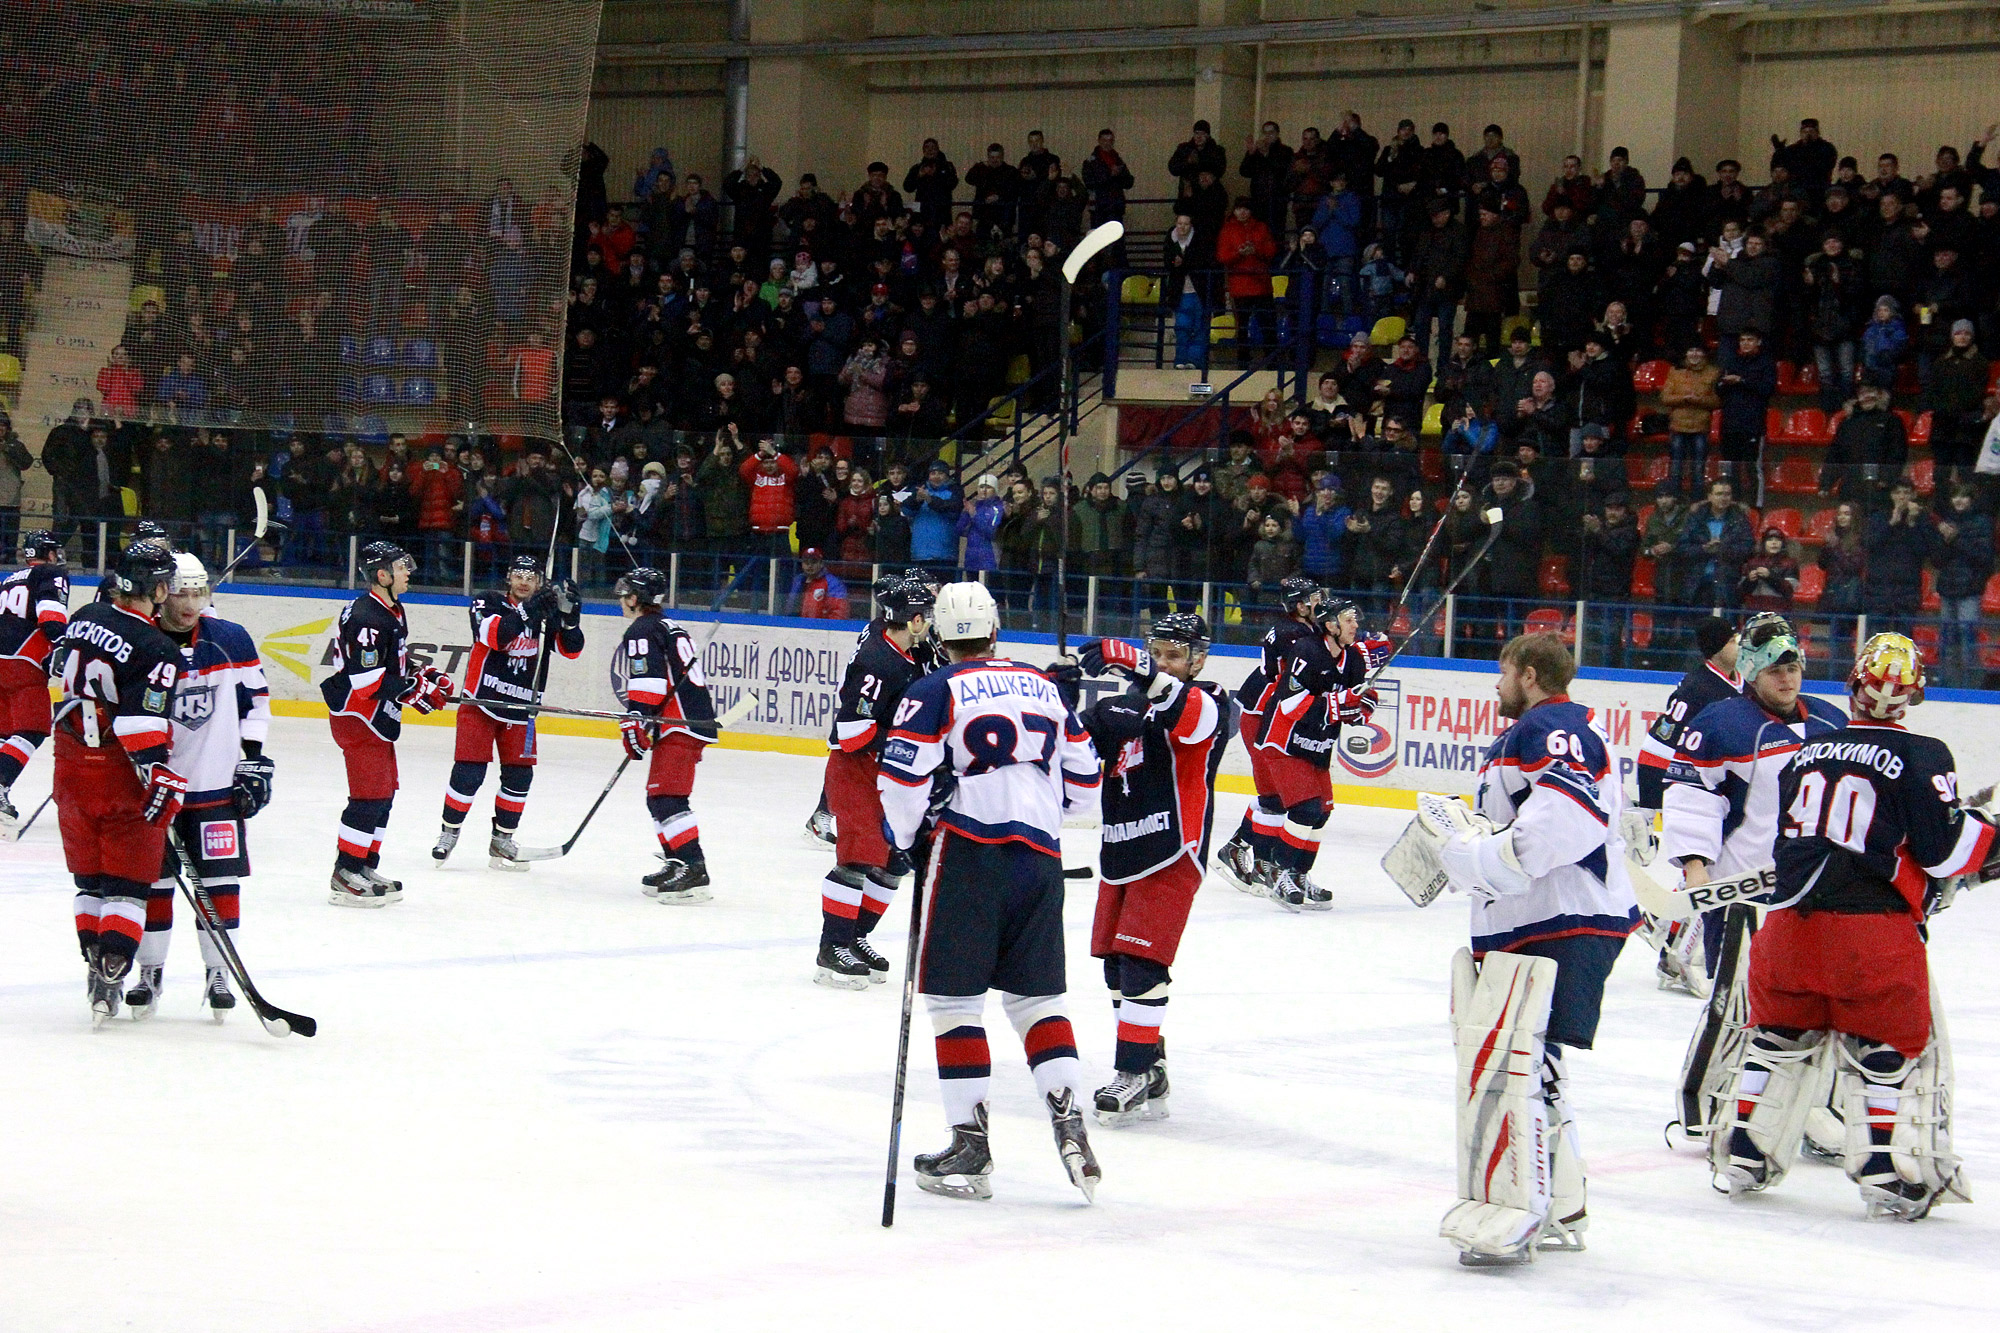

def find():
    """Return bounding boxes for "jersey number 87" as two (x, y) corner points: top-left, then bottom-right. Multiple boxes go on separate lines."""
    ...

(963, 713), (1057, 775)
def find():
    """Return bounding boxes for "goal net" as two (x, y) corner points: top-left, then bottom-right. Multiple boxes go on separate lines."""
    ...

(11, 0), (602, 446)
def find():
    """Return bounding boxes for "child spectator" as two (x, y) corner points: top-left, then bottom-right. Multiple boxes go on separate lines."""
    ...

(1355, 243), (1406, 321)
(1245, 513), (1301, 601)
(1860, 295), (1910, 385)
(1738, 527), (1799, 611)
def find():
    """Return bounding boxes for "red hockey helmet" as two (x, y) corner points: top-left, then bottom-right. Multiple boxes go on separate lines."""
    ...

(1848, 632), (1926, 721)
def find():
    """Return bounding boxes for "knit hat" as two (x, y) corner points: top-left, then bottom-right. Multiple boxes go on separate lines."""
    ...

(1694, 616), (1737, 661)
(1952, 318), (1975, 337)
(1193, 119), (1211, 133)
(641, 461), (667, 479)
(1086, 471), (1110, 487)
(1672, 157), (1693, 174)
(1432, 122), (1450, 135)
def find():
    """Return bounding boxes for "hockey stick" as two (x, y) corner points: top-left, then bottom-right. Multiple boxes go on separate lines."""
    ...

(1387, 447), (1480, 623)
(213, 488), (286, 584)
(1361, 510), (1505, 691)
(167, 826), (317, 1038)
(882, 831), (939, 1227)
(9, 792), (53, 840)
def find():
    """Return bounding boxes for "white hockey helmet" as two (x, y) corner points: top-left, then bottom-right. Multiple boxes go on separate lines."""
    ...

(932, 580), (999, 643)
(170, 551), (210, 594)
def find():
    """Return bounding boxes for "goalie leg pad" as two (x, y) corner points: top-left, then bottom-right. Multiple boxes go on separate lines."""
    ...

(1441, 947), (1558, 1264)
(1674, 904), (1753, 1137)
(1838, 989), (1970, 1220)
(1710, 1025), (1831, 1195)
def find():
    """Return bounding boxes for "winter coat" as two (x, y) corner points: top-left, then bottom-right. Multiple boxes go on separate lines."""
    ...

(1131, 488), (1187, 579)
(1932, 510), (1993, 599)
(957, 497), (1003, 572)
(905, 483), (962, 563)
(838, 354), (891, 430)
(1710, 250), (1781, 337)
(738, 452), (799, 533)
(1660, 362), (1721, 435)
(834, 493), (877, 564)
(1717, 346), (1777, 438)
(872, 505), (912, 565)
(696, 452), (751, 541)
(1923, 349), (1992, 450)
(1480, 488), (1543, 599)
(1307, 190), (1363, 259)
(792, 466), (841, 553)
(1407, 219), (1471, 302)
(1246, 534), (1301, 588)
(1344, 501), (1406, 589)
(1738, 550), (1799, 611)
(1216, 217), (1278, 300)
(1070, 495), (1130, 576)
(410, 461), (464, 534)
(1862, 512), (1937, 612)
(1297, 501), (1350, 583)
(1577, 514), (1638, 600)
(1819, 406), (1908, 493)
(1462, 220), (1521, 316)
(1674, 502), (1756, 600)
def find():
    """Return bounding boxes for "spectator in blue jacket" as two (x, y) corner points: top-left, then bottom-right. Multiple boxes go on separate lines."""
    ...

(905, 460), (961, 568)
(1860, 295), (1910, 385)
(1308, 174), (1364, 312)
(1296, 475), (1351, 586)
(957, 472), (1004, 572)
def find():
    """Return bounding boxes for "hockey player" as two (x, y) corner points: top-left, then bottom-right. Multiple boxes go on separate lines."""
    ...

(1714, 634), (1997, 1220)
(432, 554), (584, 870)
(51, 540), (185, 1022)
(1633, 615), (1742, 986)
(90, 521), (174, 604)
(126, 553), (274, 1020)
(814, 575), (934, 988)
(1066, 613), (1236, 1125)
(0, 529), (69, 832)
(1411, 632), (1638, 1263)
(612, 566), (719, 902)
(322, 542), (455, 906)
(880, 581), (1103, 1201)
(1218, 583), (1378, 909)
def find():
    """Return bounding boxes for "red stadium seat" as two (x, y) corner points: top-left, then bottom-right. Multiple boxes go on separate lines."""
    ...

(1896, 363), (1921, 396)
(1776, 360), (1819, 395)
(1633, 359), (1671, 393)
(1797, 620), (1829, 660)
(1795, 564), (1824, 607)
(1806, 507), (1838, 544)
(1786, 409), (1831, 445)
(1770, 456), (1818, 495)
(1922, 567), (1940, 613)
(1913, 623), (1941, 658)
(1631, 611), (1655, 649)
(1539, 555), (1571, 598)
(1763, 507), (1803, 540)
(1911, 456), (1934, 495)
(1984, 572), (2000, 615)
(1631, 556), (1656, 600)
(1909, 410), (1932, 445)
(1766, 407), (1791, 442)
(1524, 608), (1572, 644)
(1632, 454), (1670, 489)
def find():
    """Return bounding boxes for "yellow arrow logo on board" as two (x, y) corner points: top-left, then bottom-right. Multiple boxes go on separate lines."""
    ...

(260, 616), (333, 682)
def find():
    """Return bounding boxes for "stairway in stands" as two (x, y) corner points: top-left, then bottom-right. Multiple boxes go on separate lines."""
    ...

(13, 254), (134, 519)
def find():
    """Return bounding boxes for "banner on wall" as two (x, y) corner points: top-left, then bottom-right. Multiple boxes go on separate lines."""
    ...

(148, 585), (2000, 798)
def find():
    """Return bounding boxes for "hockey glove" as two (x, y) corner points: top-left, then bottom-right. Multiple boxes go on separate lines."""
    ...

(231, 754), (276, 819)
(1043, 656), (1084, 711)
(620, 713), (655, 761)
(525, 586), (558, 624)
(1334, 686), (1379, 726)
(1359, 630), (1393, 672)
(400, 665), (457, 715)
(552, 577), (582, 628)
(1081, 637), (1157, 692)
(141, 762), (188, 827)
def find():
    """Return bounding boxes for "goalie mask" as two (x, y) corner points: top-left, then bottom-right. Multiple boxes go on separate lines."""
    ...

(1849, 633), (1925, 721)
(1736, 613), (1800, 683)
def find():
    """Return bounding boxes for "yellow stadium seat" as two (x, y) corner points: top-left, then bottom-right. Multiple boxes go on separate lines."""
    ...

(129, 283), (166, 312)
(1502, 314), (1535, 346)
(1422, 402), (1444, 437)
(1121, 274), (1161, 306)
(1369, 316), (1406, 347)
(986, 395), (1018, 427)
(1209, 313), (1238, 342)
(0, 352), (21, 387)
(1270, 275), (1289, 298)
(1006, 355), (1031, 386)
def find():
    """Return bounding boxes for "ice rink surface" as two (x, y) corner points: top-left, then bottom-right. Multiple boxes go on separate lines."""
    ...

(4, 717), (1999, 1332)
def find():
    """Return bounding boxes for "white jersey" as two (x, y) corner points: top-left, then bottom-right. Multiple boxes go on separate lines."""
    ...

(878, 656), (1099, 856)
(1660, 692), (1847, 881)
(167, 609), (270, 812)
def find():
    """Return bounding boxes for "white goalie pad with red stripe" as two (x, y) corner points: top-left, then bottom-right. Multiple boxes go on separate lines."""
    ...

(1440, 947), (1557, 1261)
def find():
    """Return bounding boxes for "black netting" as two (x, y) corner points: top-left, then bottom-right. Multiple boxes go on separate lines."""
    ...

(2, 0), (601, 444)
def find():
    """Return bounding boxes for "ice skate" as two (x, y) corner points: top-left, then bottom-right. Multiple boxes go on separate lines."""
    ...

(431, 824), (459, 865)
(1266, 869), (1306, 912)
(914, 1102), (993, 1201)
(203, 965), (235, 1021)
(850, 935), (891, 982)
(813, 941), (872, 990)
(1047, 1088), (1101, 1201)
(88, 953), (128, 1028)
(1213, 837), (1261, 894)
(1297, 874), (1333, 910)
(124, 964), (164, 1022)
(487, 829), (528, 872)
(0, 786), (18, 837)
(803, 804), (838, 851)
(1092, 1069), (1159, 1126)
(1145, 1052), (1171, 1119)
(1719, 1128), (1773, 1197)
(329, 866), (401, 907)
(641, 859), (712, 904)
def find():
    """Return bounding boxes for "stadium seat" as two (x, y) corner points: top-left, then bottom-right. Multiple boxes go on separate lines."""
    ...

(1984, 572), (2000, 616)
(1120, 274), (1160, 306)
(1922, 568), (1940, 613)
(1369, 316), (1406, 348)
(339, 335), (360, 364)
(362, 374), (395, 405)
(1908, 410), (1932, 444)
(1911, 456), (1934, 495)
(404, 339), (439, 369)
(336, 376), (359, 406)
(1314, 313), (1345, 345)
(1629, 411), (1666, 444)
(1524, 607), (1572, 644)
(1270, 275), (1289, 298)
(1632, 454), (1670, 489)
(1913, 623), (1941, 658)
(1630, 610), (1654, 649)
(1501, 314), (1535, 346)
(1796, 564), (1824, 606)
(1538, 555), (1570, 598)
(365, 337), (396, 367)
(128, 283), (166, 313)
(1337, 315), (1370, 342)
(1633, 359), (1670, 393)
(1763, 507), (1803, 540)
(1007, 354), (1031, 386)
(0, 352), (19, 390)
(1631, 556), (1656, 600)
(355, 414), (390, 446)
(1421, 450), (1444, 484)
(401, 378), (438, 406)
(1797, 620), (1829, 660)
(1776, 360), (1819, 396)
(1805, 507), (1837, 543)
(1896, 363), (1920, 396)
(1770, 456), (1818, 495)
(321, 414), (350, 437)
(1390, 606), (1411, 638)
(1421, 402), (1444, 436)
(1786, 408), (1831, 445)
(1209, 313), (1237, 343)
(268, 412), (295, 437)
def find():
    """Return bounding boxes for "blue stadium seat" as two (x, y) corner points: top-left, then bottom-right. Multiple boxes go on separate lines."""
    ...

(365, 336), (397, 367)
(322, 414), (350, 437)
(269, 412), (295, 437)
(404, 339), (439, 369)
(401, 377), (437, 406)
(338, 334), (360, 364)
(362, 374), (396, 405)
(355, 414), (389, 445)
(336, 375), (360, 406)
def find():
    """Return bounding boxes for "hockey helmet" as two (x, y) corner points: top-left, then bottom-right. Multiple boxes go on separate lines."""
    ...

(1148, 611), (1211, 654)
(1277, 576), (1323, 613)
(359, 541), (414, 580)
(20, 529), (64, 564)
(1849, 632), (1926, 720)
(507, 553), (544, 576)
(1316, 596), (1362, 633)
(1737, 612), (1801, 682)
(133, 519), (173, 549)
(932, 581), (999, 643)
(614, 566), (669, 606)
(170, 552), (210, 595)
(111, 539), (176, 599)
(877, 577), (935, 625)
(902, 565), (942, 593)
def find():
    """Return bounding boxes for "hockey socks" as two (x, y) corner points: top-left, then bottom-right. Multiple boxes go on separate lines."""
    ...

(337, 796), (394, 872)
(1230, 795), (1285, 863)
(0, 728), (46, 788)
(646, 794), (704, 867)
(1274, 799), (1329, 873)
(443, 761), (533, 833)
(928, 996), (994, 1127)
(441, 761), (484, 828)
(74, 874), (146, 968)
(1105, 955), (1169, 1074)
(1007, 993), (1084, 1105)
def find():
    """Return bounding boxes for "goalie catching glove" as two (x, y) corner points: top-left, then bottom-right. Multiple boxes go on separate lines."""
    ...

(1382, 793), (1528, 907)
(140, 762), (188, 827)
(620, 713), (655, 761)
(398, 665), (456, 715)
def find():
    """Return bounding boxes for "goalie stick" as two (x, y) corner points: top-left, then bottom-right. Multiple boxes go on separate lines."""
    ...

(167, 827), (316, 1038)
(1669, 901), (1754, 1141)
(1362, 511), (1506, 691)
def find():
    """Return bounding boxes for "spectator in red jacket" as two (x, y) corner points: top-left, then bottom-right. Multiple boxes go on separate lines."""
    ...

(410, 443), (465, 582)
(1216, 197), (1277, 368)
(95, 345), (144, 419)
(789, 548), (850, 619)
(738, 436), (800, 548)
(833, 470), (877, 569)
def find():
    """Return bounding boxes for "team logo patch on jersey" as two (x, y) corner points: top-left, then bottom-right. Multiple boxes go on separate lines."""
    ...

(200, 820), (239, 860)
(143, 687), (167, 713)
(360, 649), (379, 668)
(882, 737), (919, 768)
(172, 685), (216, 730)
(1336, 678), (1401, 779)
